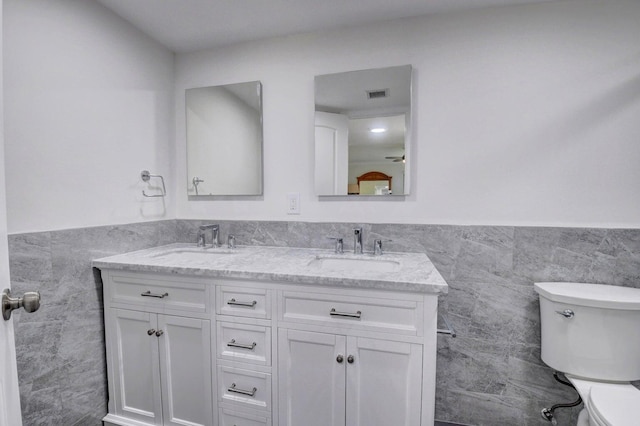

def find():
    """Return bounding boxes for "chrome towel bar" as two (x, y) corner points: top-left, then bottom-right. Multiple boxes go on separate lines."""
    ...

(437, 314), (457, 338)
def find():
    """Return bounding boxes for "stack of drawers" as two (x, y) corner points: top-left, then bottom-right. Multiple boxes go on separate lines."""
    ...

(215, 284), (274, 426)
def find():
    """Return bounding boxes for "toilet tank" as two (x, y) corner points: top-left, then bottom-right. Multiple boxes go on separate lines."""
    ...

(534, 282), (640, 382)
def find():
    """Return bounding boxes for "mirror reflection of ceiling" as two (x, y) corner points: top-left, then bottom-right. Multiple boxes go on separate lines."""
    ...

(348, 115), (405, 164)
(315, 67), (411, 117)
(96, 0), (559, 52)
(316, 66), (410, 166)
(223, 83), (261, 112)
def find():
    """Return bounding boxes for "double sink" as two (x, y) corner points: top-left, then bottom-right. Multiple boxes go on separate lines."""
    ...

(149, 245), (400, 273)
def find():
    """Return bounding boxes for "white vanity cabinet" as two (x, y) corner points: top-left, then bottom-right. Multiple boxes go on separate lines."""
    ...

(278, 330), (423, 426)
(96, 245), (444, 426)
(102, 271), (214, 426)
(277, 288), (433, 426)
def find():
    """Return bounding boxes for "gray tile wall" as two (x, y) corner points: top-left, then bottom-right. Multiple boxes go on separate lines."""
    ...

(8, 221), (181, 426)
(8, 220), (640, 426)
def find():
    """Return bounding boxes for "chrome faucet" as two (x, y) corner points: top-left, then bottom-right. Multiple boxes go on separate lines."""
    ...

(327, 237), (344, 254)
(373, 239), (392, 255)
(353, 228), (363, 254)
(373, 239), (383, 256)
(197, 224), (220, 248)
(227, 234), (236, 249)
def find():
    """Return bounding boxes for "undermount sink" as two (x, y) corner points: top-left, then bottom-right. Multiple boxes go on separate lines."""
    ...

(307, 255), (401, 273)
(150, 247), (238, 261)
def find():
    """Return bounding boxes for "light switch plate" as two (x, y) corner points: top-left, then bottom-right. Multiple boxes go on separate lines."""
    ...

(287, 193), (300, 215)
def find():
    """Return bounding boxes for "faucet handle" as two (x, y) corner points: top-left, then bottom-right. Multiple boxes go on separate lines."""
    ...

(373, 239), (392, 256)
(353, 227), (364, 254)
(197, 228), (206, 247)
(326, 237), (344, 254)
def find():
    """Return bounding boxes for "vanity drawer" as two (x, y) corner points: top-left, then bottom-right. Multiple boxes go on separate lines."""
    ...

(217, 285), (272, 319)
(218, 366), (272, 412)
(217, 322), (271, 366)
(108, 273), (208, 313)
(279, 290), (423, 335)
(219, 407), (271, 426)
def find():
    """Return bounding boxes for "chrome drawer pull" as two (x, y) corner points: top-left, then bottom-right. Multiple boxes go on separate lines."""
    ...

(227, 298), (257, 307)
(141, 291), (169, 299)
(228, 383), (257, 397)
(330, 308), (361, 319)
(227, 339), (257, 350)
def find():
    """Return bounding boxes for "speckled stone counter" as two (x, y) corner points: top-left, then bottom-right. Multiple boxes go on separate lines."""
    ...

(93, 243), (448, 294)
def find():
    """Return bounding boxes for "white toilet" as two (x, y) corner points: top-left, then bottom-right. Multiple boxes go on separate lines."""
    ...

(534, 282), (640, 426)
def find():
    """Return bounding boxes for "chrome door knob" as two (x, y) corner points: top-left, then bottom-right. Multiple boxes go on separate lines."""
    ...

(2, 288), (41, 321)
(21, 292), (40, 313)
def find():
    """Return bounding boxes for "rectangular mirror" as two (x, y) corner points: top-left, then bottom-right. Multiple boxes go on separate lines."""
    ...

(314, 65), (412, 196)
(186, 81), (263, 196)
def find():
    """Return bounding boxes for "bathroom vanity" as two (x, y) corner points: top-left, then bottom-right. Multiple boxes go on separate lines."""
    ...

(93, 244), (448, 426)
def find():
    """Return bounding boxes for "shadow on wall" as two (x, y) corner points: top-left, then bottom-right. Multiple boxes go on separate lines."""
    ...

(8, 219), (640, 426)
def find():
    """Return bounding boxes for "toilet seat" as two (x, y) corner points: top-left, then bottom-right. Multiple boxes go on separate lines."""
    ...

(587, 384), (640, 426)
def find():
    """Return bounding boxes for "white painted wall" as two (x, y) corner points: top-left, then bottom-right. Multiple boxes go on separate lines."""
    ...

(175, 0), (640, 228)
(3, 0), (175, 234)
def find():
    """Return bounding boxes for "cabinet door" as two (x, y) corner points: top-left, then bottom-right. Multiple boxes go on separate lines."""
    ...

(278, 329), (346, 426)
(158, 315), (213, 426)
(110, 308), (162, 425)
(346, 337), (423, 426)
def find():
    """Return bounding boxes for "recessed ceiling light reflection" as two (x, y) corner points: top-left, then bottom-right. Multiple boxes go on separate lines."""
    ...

(370, 128), (387, 133)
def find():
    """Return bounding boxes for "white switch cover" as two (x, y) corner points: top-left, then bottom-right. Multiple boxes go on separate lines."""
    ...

(287, 193), (300, 215)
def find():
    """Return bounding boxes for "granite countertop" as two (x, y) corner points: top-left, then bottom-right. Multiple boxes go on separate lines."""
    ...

(92, 243), (448, 294)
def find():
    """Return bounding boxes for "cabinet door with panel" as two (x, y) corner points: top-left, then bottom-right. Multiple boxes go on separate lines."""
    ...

(278, 329), (347, 426)
(346, 337), (423, 426)
(278, 329), (422, 426)
(108, 308), (163, 425)
(158, 315), (213, 426)
(106, 308), (212, 426)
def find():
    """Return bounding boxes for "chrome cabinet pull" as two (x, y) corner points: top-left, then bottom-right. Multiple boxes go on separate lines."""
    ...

(228, 383), (257, 397)
(227, 298), (257, 307)
(227, 339), (257, 350)
(347, 355), (355, 364)
(147, 329), (156, 336)
(141, 291), (169, 299)
(155, 330), (164, 337)
(329, 308), (361, 319)
(336, 354), (344, 363)
(556, 309), (574, 318)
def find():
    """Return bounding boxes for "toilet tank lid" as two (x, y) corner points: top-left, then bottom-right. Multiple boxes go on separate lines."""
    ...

(534, 282), (640, 310)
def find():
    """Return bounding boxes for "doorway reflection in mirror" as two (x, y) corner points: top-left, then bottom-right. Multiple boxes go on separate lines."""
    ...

(314, 65), (411, 196)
